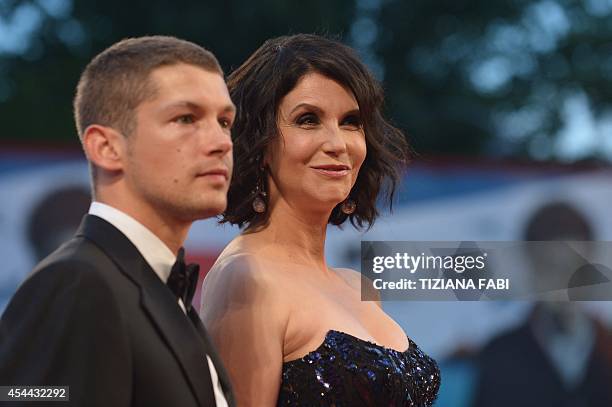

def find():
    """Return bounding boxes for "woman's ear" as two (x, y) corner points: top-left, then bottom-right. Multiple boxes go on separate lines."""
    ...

(262, 141), (278, 169)
(81, 124), (127, 173)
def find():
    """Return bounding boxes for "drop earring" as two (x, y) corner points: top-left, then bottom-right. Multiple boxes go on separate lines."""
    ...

(252, 168), (267, 213)
(341, 198), (356, 215)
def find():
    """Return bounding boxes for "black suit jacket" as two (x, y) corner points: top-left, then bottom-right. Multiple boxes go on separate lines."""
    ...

(0, 215), (235, 407)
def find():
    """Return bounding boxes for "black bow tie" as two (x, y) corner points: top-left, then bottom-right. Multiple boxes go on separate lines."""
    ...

(167, 247), (200, 311)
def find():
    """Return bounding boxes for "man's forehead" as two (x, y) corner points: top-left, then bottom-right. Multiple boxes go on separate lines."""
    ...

(144, 64), (233, 109)
(148, 63), (224, 89)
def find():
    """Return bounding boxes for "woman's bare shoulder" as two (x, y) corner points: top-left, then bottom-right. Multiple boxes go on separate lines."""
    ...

(205, 251), (270, 291)
(200, 245), (291, 337)
(334, 267), (362, 287)
(202, 245), (291, 304)
(334, 267), (382, 307)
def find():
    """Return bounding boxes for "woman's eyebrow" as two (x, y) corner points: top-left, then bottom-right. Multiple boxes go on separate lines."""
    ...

(289, 102), (324, 115)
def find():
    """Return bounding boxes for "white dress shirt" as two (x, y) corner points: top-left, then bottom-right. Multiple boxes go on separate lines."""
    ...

(89, 202), (228, 407)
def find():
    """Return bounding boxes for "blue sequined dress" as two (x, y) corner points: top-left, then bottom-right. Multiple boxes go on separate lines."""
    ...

(278, 330), (441, 406)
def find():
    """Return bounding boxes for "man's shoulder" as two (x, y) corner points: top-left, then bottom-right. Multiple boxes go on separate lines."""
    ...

(3, 235), (126, 325)
(28, 235), (117, 288)
(36, 234), (105, 266)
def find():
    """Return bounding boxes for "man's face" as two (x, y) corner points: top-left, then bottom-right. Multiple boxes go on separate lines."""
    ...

(123, 63), (234, 223)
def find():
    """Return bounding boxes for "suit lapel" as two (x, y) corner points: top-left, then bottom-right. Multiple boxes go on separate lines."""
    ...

(76, 215), (215, 407)
(188, 308), (236, 407)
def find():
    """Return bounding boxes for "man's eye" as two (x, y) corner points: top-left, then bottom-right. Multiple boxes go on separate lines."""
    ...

(175, 114), (195, 124)
(219, 118), (233, 129)
(296, 113), (319, 126)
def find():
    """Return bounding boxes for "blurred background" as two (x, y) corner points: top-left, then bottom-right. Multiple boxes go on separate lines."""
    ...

(2, 0), (612, 405)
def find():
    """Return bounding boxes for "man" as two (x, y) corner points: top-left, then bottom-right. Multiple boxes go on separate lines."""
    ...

(0, 36), (236, 407)
(473, 202), (612, 407)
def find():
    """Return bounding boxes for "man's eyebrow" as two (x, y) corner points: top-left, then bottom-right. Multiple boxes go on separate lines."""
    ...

(222, 104), (236, 114)
(160, 101), (236, 114)
(160, 101), (201, 111)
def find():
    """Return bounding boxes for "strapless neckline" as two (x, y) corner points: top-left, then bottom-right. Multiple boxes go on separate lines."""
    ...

(284, 330), (412, 365)
(278, 328), (440, 406)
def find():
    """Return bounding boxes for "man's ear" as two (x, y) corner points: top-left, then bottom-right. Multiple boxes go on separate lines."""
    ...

(82, 125), (126, 172)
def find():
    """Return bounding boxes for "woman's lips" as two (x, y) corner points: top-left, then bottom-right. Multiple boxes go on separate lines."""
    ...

(311, 164), (350, 178)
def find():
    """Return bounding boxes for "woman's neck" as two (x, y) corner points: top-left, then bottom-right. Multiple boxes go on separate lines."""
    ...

(248, 200), (332, 272)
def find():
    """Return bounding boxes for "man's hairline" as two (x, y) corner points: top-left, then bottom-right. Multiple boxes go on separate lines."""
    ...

(138, 61), (226, 114)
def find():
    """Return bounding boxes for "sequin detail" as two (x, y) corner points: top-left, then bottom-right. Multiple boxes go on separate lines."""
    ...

(278, 330), (441, 406)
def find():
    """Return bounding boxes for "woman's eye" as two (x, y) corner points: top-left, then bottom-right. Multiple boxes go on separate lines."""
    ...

(342, 114), (362, 129)
(296, 113), (319, 126)
(175, 114), (195, 124)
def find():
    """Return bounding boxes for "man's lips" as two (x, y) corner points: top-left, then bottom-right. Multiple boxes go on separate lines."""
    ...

(197, 168), (229, 180)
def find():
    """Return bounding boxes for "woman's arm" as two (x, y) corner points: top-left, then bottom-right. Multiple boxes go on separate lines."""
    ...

(200, 255), (287, 407)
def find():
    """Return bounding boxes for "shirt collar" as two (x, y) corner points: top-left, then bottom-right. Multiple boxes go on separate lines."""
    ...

(88, 201), (176, 283)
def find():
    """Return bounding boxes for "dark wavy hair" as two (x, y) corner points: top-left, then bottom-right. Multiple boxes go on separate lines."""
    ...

(222, 34), (410, 231)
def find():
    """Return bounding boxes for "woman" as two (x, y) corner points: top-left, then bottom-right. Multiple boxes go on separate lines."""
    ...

(200, 34), (440, 406)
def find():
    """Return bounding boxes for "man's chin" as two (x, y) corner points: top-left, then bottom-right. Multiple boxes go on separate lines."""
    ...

(194, 200), (227, 220)
(169, 195), (227, 222)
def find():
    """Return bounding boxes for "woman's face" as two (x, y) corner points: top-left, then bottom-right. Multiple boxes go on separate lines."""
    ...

(267, 72), (367, 214)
